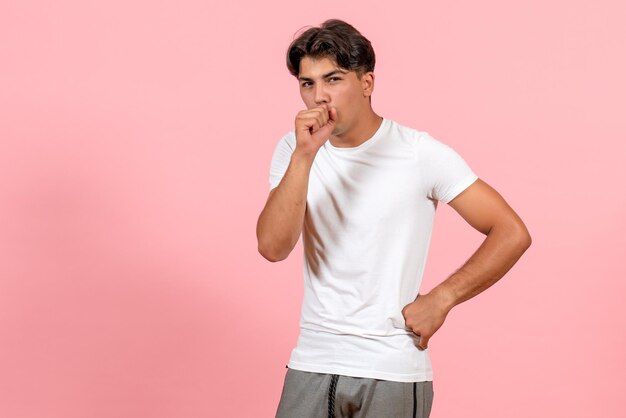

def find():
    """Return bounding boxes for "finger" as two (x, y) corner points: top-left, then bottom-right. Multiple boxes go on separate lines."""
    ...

(296, 113), (319, 132)
(307, 114), (324, 133)
(418, 335), (429, 350)
(329, 107), (337, 121)
(316, 107), (329, 127)
(307, 118), (322, 134)
(314, 121), (335, 141)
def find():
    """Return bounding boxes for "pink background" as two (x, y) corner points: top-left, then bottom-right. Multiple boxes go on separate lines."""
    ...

(1, 0), (625, 417)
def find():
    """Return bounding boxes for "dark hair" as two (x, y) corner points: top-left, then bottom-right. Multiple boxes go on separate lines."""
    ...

(286, 19), (375, 79)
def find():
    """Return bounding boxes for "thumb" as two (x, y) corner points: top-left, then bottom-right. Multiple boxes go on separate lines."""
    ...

(314, 114), (335, 140)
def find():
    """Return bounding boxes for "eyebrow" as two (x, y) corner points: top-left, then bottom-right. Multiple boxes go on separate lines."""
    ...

(298, 69), (348, 82)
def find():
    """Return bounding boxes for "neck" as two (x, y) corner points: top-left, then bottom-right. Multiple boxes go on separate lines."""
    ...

(329, 110), (383, 149)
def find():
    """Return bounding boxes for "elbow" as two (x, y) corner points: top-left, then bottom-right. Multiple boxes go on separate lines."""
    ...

(493, 219), (532, 252)
(523, 229), (532, 248)
(257, 220), (288, 262)
(521, 231), (532, 251)
(257, 242), (289, 263)
(514, 223), (532, 252)
(256, 217), (298, 263)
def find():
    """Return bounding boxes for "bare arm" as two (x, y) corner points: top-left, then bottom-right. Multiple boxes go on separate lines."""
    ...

(256, 151), (315, 262)
(402, 178), (532, 349)
(256, 105), (337, 262)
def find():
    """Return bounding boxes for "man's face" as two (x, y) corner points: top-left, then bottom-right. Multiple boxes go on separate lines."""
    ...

(298, 56), (372, 136)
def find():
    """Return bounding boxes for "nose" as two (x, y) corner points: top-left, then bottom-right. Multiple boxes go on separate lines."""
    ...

(314, 83), (330, 105)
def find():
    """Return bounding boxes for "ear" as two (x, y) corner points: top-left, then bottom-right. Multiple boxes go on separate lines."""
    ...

(361, 71), (375, 98)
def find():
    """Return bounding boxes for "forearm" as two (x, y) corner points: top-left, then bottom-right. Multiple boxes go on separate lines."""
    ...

(256, 150), (315, 262)
(431, 220), (532, 311)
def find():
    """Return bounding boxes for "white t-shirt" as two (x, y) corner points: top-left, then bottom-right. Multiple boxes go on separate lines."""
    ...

(268, 117), (478, 382)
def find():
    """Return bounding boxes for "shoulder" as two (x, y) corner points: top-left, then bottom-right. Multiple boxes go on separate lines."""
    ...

(385, 120), (469, 168)
(269, 131), (297, 162)
(276, 130), (297, 150)
(383, 118), (434, 149)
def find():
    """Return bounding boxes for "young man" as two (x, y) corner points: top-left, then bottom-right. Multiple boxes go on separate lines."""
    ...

(257, 19), (531, 418)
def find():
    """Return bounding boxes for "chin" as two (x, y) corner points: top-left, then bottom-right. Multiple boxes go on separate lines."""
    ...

(333, 123), (346, 136)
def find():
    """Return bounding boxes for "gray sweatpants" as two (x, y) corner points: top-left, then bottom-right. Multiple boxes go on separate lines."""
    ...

(275, 368), (434, 418)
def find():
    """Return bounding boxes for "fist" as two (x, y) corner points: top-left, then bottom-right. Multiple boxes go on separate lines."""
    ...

(294, 104), (337, 155)
(401, 292), (451, 350)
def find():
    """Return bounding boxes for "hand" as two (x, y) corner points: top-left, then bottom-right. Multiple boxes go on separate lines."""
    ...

(294, 104), (337, 156)
(401, 290), (453, 350)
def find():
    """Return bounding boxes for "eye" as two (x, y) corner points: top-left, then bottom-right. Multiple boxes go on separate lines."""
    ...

(301, 81), (312, 88)
(329, 77), (341, 83)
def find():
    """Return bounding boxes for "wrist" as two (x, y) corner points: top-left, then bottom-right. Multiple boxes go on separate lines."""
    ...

(292, 148), (317, 164)
(429, 285), (457, 313)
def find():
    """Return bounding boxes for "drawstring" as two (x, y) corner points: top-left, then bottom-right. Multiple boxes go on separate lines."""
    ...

(327, 374), (339, 418)
(412, 381), (417, 418)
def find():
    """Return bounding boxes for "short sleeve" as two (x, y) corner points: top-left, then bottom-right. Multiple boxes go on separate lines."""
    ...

(268, 132), (296, 191)
(416, 131), (479, 203)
